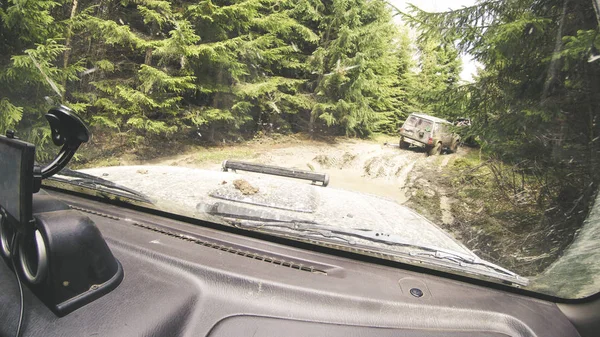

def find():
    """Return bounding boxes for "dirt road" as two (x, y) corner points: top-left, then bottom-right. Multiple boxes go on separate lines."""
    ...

(140, 137), (462, 207)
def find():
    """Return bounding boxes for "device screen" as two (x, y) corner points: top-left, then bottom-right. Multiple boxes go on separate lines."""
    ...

(0, 135), (35, 228)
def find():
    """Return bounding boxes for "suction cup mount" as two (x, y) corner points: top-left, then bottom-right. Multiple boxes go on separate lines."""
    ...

(39, 106), (90, 180)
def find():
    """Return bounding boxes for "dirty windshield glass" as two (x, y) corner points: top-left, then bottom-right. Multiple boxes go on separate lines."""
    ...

(1, 0), (600, 299)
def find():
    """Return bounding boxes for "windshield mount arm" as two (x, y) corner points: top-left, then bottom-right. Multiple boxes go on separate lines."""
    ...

(39, 106), (90, 181)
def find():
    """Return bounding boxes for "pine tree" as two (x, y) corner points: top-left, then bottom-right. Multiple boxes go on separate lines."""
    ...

(184, 0), (320, 140)
(402, 0), (599, 165)
(67, 0), (199, 141)
(411, 34), (463, 119)
(307, 0), (401, 137)
(0, 0), (71, 158)
(375, 26), (418, 134)
(0, 0), (410, 148)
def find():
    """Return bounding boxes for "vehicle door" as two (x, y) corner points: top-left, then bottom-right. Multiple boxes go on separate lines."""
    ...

(402, 116), (432, 143)
(400, 115), (418, 139)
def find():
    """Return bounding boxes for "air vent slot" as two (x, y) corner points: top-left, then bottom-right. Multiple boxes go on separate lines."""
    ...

(69, 205), (121, 220)
(132, 221), (329, 276)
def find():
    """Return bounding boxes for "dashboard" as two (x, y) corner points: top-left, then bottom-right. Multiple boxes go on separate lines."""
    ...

(0, 189), (585, 337)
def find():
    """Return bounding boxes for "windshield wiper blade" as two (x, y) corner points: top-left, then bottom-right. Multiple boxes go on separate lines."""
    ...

(231, 218), (528, 286)
(332, 228), (522, 279)
(405, 250), (521, 280)
(49, 168), (153, 203)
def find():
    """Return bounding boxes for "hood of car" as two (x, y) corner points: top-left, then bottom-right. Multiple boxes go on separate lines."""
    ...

(80, 165), (473, 256)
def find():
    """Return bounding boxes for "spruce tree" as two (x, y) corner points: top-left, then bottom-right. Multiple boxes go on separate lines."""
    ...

(307, 0), (401, 136)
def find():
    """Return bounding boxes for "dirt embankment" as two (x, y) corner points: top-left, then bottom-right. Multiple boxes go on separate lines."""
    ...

(403, 150), (588, 277)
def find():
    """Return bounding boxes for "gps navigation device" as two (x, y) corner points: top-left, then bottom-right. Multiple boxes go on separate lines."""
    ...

(0, 134), (35, 231)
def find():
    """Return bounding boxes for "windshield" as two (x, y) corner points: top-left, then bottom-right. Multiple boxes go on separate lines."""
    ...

(2, 0), (600, 299)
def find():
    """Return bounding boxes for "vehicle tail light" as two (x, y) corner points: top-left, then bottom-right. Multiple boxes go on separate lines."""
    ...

(428, 137), (433, 145)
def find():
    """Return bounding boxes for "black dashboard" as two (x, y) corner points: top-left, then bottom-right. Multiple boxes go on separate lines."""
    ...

(0, 190), (584, 337)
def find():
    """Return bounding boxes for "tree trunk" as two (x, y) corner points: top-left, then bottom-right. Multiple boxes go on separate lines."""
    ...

(62, 0), (79, 98)
(145, 48), (153, 65)
(308, 108), (316, 137)
(541, 0), (568, 103)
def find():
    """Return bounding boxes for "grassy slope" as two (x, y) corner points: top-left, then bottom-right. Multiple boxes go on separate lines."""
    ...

(405, 149), (585, 276)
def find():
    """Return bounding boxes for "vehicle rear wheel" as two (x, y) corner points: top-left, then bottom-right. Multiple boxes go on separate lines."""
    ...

(399, 138), (410, 150)
(450, 139), (460, 153)
(428, 142), (442, 156)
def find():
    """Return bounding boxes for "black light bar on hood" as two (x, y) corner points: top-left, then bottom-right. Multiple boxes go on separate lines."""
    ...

(222, 160), (330, 187)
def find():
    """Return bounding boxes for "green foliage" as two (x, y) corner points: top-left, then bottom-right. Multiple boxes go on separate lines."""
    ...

(0, 99), (23, 131)
(0, 0), (419, 148)
(400, 0), (600, 249)
(403, 0), (600, 167)
(412, 35), (463, 119)
(375, 27), (419, 134)
(304, 0), (403, 136)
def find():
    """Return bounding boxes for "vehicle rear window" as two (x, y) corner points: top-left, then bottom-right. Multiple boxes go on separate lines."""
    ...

(404, 116), (419, 126)
(404, 116), (432, 131)
(418, 120), (432, 131)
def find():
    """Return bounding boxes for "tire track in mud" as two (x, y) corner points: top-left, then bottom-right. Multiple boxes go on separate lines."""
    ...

(437, 156), (456, 225)
(401, 151), (460, 226)
(250, 141), (427, 205)
(438, 155), (451, 172)
(438, 188), (455, 225)
(397, 160), (417, 204)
